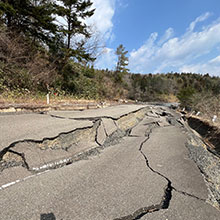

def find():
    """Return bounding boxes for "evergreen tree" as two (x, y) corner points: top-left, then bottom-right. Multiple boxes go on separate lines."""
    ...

(115, 44), (129, 74)
(0, 0), (19, 27)
(0, 0), (57, 45)
(0, 0), (95, 61)
(114, 44), (129, 83)
(56, 0), (95, 50)
(27, 0), (57, 44)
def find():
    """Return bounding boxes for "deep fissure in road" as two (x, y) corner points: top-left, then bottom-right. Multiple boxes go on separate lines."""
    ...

(187, 116), (220, 157)
(114, 124), (174, 220)
(114, 116), (208, 220)
(1, 107), (217, 218)
(0, 108), (148, 174)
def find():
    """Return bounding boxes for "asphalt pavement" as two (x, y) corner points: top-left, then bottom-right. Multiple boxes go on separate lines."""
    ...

(0, 104), (219, 219)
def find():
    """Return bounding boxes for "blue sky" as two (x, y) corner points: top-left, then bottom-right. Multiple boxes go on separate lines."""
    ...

(87, 0), (220, 75)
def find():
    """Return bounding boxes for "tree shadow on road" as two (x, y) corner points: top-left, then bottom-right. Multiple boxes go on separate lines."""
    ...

(40, 213), (56, 220)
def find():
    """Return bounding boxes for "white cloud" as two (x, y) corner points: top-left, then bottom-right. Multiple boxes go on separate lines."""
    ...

(187, 12), (211, 32)
(85, 0), (117, 69)
(87, 0), (116, 38)
(95, 48), (117, 70)
(209, 55), (220, 64)
(56, 0), (115, 37)
(129, 13), (220, 76)
(158, 28), (174, 45)
(180, 55), (220, 75)
(55, 0), (116, 48)
(130, 32), (158, 63)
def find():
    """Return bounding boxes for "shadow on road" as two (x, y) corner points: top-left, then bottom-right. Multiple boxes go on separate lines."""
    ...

(40, 213), (56, 220)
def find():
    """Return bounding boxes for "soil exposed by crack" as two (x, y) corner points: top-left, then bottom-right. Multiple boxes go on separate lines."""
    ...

(187, 116), (220, 156)
(0, 107), (149, 174)
(185, 116), (220, 208)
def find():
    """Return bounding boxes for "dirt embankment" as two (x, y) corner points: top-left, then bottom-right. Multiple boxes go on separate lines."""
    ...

(184, 115), (220, 208)
(187, 116), (220, 157)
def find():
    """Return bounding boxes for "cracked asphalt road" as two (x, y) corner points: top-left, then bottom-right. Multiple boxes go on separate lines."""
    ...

(0, 104), (219, 219)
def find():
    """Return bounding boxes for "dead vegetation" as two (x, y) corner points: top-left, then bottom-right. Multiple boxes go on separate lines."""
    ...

(192, 93), (220, 120)
(187, 116), (220, 156)
(0, 27), (57, 93)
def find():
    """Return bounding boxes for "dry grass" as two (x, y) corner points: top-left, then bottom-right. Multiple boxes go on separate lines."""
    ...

(160, 94), (179, 103)
(0, 93), (101, 106)
(187, 93), (220, 127)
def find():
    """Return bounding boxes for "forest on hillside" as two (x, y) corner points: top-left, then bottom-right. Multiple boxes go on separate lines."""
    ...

(0, 1), (220, 118)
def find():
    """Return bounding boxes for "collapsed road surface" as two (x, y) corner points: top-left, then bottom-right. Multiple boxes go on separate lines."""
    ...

(0, 104), (219, 219)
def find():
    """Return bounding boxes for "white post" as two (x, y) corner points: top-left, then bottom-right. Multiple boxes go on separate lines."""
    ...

(46, 93), (50, 105)
(196, 111), (200, 116)
(212, 115), (217, 122)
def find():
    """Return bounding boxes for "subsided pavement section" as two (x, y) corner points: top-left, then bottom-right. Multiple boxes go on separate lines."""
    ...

(0, 136), (167, 220)
(0, 105), (147, 150)
(0, 113), (93, 150)
(0, 105), (148, 186)
(0, 104), (219, 219)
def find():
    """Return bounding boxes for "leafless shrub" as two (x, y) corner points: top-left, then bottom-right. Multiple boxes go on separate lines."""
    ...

(25, 52), (57, 86)
(0, 26), (57, 90)
(0, 27), (31, 66)
(191, 92), (220, 119)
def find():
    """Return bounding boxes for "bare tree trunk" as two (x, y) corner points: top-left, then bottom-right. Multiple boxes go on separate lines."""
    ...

(67, 23), (71, 49)
(67, 5), (71, 49)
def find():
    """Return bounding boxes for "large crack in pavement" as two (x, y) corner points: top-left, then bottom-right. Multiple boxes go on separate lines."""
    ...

(1, 106), (213, 217)
(7, 149), (30, 170)
(0, 149), (29, 172)
(0, 123), (96, 173)
(1, 106), (218, 220)
(48, 107), (147, 121)
(94, 119), (102, 146)
(0, 107), (149, 177)
(114, 116), (208, 220)
(114, 124), (173, 220)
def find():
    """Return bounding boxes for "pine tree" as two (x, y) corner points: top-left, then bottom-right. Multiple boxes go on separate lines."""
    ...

(0, 0), (57, 45)
(115, 44), (129, 74)
(27, 0), (57, 44)
(56, 0), (95, 50)
(0, 0), (27, 27)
